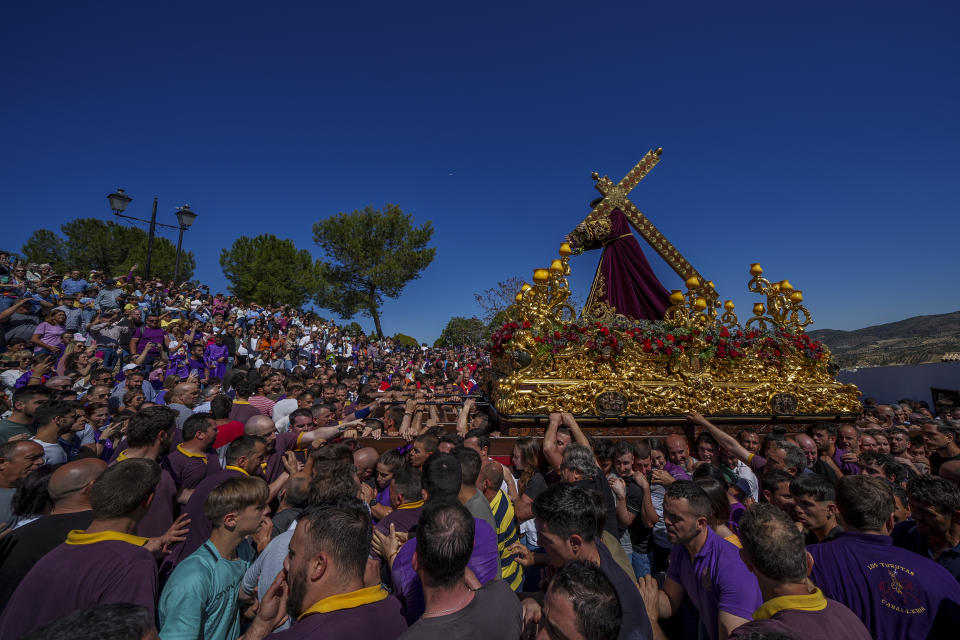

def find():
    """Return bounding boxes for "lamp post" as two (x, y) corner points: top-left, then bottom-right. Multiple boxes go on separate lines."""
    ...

(174, 204), (198, 284)
(107, 189), (197, 281)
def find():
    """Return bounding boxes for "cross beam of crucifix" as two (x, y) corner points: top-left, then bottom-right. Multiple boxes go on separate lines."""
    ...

(583, 148), (703, 282)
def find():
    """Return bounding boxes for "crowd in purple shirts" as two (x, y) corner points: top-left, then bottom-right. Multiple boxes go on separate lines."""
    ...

(1, 256), (960, 639)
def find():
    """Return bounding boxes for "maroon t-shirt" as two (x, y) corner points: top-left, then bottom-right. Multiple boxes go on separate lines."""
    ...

(136, 467), (178, 538)
(228, 401), (260, 424)
(375, 504), (423, 536)
(263, 431), (303, 483)
(163, 467), (245, 568)
(0, 535), (157, 639)
(166, 446), (220, 490)
(272, 593), (407, 640)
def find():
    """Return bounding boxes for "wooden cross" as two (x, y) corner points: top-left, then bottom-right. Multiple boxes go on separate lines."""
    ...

(582, 148), (703, 282)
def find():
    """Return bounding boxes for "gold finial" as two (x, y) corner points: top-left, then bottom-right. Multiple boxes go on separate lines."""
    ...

(591, 171), (600, 181)
(655, 147), (663, 155)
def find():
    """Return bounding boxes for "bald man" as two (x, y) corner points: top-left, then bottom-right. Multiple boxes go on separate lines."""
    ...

(354, 447), (379, 488)
(792, 433), (819, 470)
(245, 414), (349, 484)
(0, 458), (106, 612)
(665, 434), (694, 473)
(167, 382), (200, 432)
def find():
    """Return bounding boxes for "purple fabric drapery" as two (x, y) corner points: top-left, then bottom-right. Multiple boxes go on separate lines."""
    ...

(592, 209), (670, 320)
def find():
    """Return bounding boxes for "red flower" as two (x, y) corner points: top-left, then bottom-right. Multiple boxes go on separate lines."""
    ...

(655, 339), (663, 348)
(503, 333), (513, 341)
(600, 327), (610, 336)
(665, 347), (673, 355)
(522, 320), (531, 329)
(666, 334), (675, 342)
(705, 335), (713, 343)
(554, 331), (561, 340)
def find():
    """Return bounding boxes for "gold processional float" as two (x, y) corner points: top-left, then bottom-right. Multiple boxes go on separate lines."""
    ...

(488, 148), (861, 435)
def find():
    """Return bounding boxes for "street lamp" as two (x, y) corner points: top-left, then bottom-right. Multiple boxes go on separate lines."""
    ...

(107, 188), (197, 281)
(107, 189), (132, 214)
(174, 204), (198, 284)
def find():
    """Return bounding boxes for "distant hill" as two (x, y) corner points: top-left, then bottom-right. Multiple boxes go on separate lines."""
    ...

(808, 310), (960, 368)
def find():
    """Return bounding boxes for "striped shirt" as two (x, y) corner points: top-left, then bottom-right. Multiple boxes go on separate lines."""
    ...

(248, 394), (276, 417)
(489, 489), (524, 591)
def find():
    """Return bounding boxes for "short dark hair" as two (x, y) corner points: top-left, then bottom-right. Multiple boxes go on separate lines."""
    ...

(761, 469), (794, 497)
(789, 473), (835, 503)
(233, 379), (255, 398)
(391, 465), (422, 503)
(21, 603), (156, 640)
(421, 452), (461, 501)
(807, 423), (837, 438)
(612, 440), (634, 460)
(90, 459), (162, 519)
(182, 412), (213, 441)
(452, 446), (483, 486)
(12, 386), (52, 407)
(32, 400), (74, 429)
(532, 482), (598, 542)
(298, 497), (371, 581)
(548, 560), (622, 640)
(288, 408), (313, 424)
(464, 428), (490, 452)
(225, 435), (264, 465)
(664, 481), (712, 519)
(693, 477), (731, 524)
(414, 433), (440, 454)
(739, 503), (809, 583)
(126, 405), (176, 447)
(308, 460), (360, 504)
(836, 475), (895, 532)
(415, 500), (475, 588)
(907, 475), (960, 515)
(210, 395), (232, 419)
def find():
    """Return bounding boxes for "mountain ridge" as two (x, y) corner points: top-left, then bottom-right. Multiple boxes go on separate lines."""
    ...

(808, 310), (960, 368)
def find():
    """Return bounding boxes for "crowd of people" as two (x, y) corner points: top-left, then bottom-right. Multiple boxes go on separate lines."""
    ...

(1, 256), (960, 640)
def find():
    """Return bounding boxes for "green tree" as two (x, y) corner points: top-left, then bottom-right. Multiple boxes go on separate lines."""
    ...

(438, 316), (487, 347)
(474, 276), (526, 323)
(312, 204), (435, 337)
(219, 234), (321, 308)
(21, 229), (67, 270)
(340, 321), (364, 337)
(19, 218), (194, 281)
(393, 333), (420, 348)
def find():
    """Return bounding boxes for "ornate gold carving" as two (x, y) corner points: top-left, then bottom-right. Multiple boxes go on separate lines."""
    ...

(492, 154), (861, 422)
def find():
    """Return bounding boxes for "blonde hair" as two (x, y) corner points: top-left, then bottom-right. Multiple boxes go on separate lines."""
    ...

(204, 476), (269, 526)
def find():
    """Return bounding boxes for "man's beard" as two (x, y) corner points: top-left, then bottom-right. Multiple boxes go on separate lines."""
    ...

(287, 564), (308, 620)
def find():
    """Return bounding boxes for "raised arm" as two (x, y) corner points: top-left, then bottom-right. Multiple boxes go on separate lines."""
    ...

(688, 412), (750, 463)
(561, 412), (591, 452)
(543, 412), (564, 470)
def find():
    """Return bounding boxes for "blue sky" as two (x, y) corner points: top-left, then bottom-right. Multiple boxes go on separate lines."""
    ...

(3, 2), (958, 343)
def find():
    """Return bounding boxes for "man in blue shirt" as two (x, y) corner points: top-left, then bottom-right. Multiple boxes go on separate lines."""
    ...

(61, 270), (89, 296)
(158, 475), (269, 640)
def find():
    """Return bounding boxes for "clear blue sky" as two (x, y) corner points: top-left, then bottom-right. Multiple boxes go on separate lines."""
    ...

(3, 2), (958, 343)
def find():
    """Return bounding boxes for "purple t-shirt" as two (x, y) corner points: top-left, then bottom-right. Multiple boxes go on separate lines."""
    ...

(808, 531), (960, 640)
(133, 325), (166, 354)
(666, 527), (763, 640)
(32, 321), (65, 354)
(136, 467), (178, 538)
(375, 504), (423, 536)
(0, 535), (157, 639)
(271, 592), (407, 640)
(392, 516), (500, 624)
(164, 467), (245, 568)
(166, 446), (220, 490)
